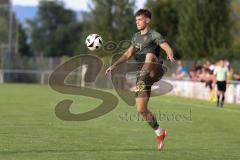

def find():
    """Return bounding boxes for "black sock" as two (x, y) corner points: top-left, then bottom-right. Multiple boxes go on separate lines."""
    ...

(217, 95), (220, 106)
(147, 116), (159, 130)
(221, 95), (225, 107)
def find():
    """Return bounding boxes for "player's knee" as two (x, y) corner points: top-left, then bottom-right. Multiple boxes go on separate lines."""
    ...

(138, 70), (150, 82)
(145, 53), (158, 63)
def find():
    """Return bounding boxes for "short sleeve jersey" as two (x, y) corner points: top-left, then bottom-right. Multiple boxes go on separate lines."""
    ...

(214, 66), (228, 81)
(131, 29), (166, 62)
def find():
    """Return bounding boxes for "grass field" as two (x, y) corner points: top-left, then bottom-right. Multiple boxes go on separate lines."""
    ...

(0, 84), (240, 160)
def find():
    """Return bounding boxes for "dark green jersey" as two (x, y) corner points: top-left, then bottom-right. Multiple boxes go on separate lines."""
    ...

(131, 29), (166, 62)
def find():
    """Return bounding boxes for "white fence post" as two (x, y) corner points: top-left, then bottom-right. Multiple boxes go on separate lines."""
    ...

(81, 65), (87, 87)
(0, 70), (3, 83)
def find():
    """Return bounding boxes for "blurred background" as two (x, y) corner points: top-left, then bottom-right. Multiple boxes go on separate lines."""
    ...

(0, 0), (240, 103)
(0, 1), (240, 159)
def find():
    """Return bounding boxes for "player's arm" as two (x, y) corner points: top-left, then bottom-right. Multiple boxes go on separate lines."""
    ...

(105, 46), (134, 75)
(154, 32), (175, 62)
(160, 42), (175, 62)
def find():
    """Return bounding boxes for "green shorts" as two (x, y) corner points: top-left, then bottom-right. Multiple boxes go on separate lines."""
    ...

(135, 63), (166, 98)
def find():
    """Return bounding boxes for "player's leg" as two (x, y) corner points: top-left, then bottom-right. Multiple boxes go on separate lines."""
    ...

(217, 91), (221, 107)
(220, 91), (225, 107)
(220, 81), (227, 107)
(135, 53), (167, 151)
(216, 81), (221, 107)
(136, 92), (166, 151)
(216, 81), (226, 107)
(136, 90), (158, 129)
(135, 53), (158, 128)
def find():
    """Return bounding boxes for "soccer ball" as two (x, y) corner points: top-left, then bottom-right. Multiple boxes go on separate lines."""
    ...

(85, 34), (103, 51)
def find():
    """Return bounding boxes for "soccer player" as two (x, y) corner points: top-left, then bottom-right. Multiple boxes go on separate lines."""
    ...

(213, 59), (228, 107)
(105, 9), (175, 151)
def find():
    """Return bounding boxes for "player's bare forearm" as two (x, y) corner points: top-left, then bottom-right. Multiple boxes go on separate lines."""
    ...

(160, 42), (175, 62)
(105, 46), (134, 75)
(112, 46), (134, 67)
(112, 54), (128, 68)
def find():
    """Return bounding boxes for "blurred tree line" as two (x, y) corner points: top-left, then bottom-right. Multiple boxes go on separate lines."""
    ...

(15, 0), (240, 60)
(0, 0), (8, 45)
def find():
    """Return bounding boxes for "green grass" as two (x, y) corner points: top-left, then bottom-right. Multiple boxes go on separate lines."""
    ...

(0, 83), (240, 160)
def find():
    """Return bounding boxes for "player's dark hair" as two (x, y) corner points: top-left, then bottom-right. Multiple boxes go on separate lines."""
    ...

(135, 9), (151, 19)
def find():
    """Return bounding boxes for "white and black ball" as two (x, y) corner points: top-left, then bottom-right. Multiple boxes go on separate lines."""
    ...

(85, 34), (103, 51)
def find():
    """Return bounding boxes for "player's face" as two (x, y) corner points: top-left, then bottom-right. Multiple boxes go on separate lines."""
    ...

(219, 60), (224, 67)
(135, 15), (149, 30)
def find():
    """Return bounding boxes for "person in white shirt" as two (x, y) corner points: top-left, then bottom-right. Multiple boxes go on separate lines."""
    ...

(213, 60), (228, 107)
